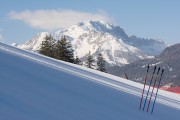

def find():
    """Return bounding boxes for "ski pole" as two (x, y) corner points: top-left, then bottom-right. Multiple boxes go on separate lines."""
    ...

(146, 67), (160, 112)
(151, 69), (164, 114)
(143, 66), (157, 111)
(139, 64), (150, 110)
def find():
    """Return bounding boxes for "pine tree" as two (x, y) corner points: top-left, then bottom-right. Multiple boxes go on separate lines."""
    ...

(54, 36), (74, 63)
(86, 51), (95, 69)
(54, 38), (65, 60)
(39, 35), (55, 57)
(97, 53), (106, 72)
(65, 37), (74, 63)
(74, 56), (82, 65)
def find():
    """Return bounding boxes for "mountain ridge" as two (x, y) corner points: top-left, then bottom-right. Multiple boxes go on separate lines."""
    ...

(17, 20), (166, 67)
(109, 43), (180, 87)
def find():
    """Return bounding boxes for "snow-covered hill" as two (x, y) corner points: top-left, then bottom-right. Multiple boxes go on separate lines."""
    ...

(18, 21), (166, 66)
(0, 42), (179, 120)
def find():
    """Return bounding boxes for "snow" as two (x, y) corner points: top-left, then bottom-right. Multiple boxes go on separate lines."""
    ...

(18, 20), (166, 68)
(150, 62), (162, 66)
(169, 67), (173, 72)
(0, 42), (179, 120)
(11, 42), (18, 47)
(18, 32), (50, 51)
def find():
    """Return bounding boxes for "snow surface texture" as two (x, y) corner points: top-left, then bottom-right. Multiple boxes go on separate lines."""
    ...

(0, 42), (179, 120)
(18, 21), (166, 67)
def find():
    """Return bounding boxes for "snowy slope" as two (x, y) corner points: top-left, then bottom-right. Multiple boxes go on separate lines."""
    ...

(0, 42), (179, 120)
(18, 21), (166, 66)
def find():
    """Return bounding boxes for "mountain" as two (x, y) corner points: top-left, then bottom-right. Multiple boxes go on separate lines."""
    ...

(109, 43), (180, 87)
(18, 32), (50, 51)
(18, 20), (166, 67)
(1, 42), (180, 120)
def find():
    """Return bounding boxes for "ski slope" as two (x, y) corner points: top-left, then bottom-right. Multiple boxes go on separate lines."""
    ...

(0, 42), (180, 120)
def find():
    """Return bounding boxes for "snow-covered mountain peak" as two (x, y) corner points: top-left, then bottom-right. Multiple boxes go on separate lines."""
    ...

(77, 20), (127, 36)
(54, 20), (127, 39)
(77, 20), (114, 31)
(18, 20), (166, 67)
(18, 32), (50, 51)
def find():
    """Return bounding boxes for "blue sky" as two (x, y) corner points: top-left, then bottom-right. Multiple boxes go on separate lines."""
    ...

(0, 0), (180, 45)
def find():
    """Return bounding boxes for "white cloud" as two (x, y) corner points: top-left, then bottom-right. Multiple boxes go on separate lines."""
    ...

(0, 34), (3, 41)
(8, 9), (113, 31)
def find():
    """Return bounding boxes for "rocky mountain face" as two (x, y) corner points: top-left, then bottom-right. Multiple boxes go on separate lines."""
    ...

(109, 43), (180, 87)
(18, 20), (166, 67)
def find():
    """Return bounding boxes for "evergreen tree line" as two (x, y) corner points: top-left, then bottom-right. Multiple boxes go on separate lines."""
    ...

(39, 35), (106, 72)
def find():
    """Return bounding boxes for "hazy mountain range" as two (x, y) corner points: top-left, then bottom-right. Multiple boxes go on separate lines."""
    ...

(109, 43), (180, 87)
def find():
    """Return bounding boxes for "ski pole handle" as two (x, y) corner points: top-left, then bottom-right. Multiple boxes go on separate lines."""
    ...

(153, 66), (157, 74)
(157, 67), (160, 75)
(161, 69), (164, 77)
(147, 65), (150, 72)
